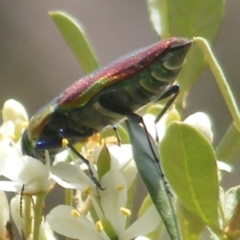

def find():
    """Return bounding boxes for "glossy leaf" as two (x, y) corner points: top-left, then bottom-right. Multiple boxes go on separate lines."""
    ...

(194, 37), (240, 133)
(126, 120), (181, 240)
(146, 0), (225, 109)
(125, 176), (137, 228)
(160, 122), (221, 233)
(225, 186), (240, 221)
(225, 186), (240, 238)
(49, 11), (99, 74)
(176, 200), (205, 240)
(138, 195), (164, 239)
(97, 144), (111, 180)
(101, 125), (130, 144)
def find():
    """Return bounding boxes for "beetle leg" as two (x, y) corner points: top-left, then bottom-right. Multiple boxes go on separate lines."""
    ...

(126, 114), (171, 196)
(98, 88), (180, 195)
(152, 84), (179, 143)
(112, 125), (121, 146)
(126, 84), (178, 178)
(129, 114), (174, 197)
(67, 144), (104, 190)
(98, 96), (161, 166)
(155, 84), (179, 124)
(57, 129), (104, 190)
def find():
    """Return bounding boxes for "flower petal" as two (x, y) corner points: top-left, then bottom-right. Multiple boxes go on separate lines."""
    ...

(2, 155), (50, 192)
(108, 145), (137, 188)
(0, 191), (9, 237)
(184, 112), (213, 142)
(10, 196), (23, 234)
(100, 161), (128, 235)
(0, 140), (13, 174)
(50, 162), (96, 192)
(47, 205), (103, 240)
(2, 99), (28, 140)
(119, 205), (161, 240)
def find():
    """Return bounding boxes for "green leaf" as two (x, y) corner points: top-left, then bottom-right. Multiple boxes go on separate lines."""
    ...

(146, 104), (163, 117)
(138, 195), (164, 239)
(100, 125), (130, 144)
(176, 200), (205, 240)
(146, 0), (225, 109)
(97, 144), (111, 180)
(194, 37), (240, 133)
(160, 122), (221, 233)
(49, 11), (99, 74)
(125, 177), (137, 228)
(101, 217), (117, 240)
(225, 186), (240, 238)
(126, 120), (181, 240)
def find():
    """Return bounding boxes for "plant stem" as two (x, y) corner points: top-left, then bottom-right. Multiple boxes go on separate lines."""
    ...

(216, 123), (240, 163)
(32, 193), (46, 240)
(65, 188), (73, 206)
(194, 37), (240, 133)
(23, 195), (32, 239)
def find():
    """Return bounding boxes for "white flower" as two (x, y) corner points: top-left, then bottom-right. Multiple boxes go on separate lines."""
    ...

(0, 141), (53, 194)
(0, 191), (10, 238)
(217, 161), (232, 172)
(143, 106), (180, 142)
(135, 237), (150, 240)
(47, 144), (161, 239)
(2, 99), (28, 123)
(0, 99), (56, 239)
(50, 161), (97, 192)
(0, 100), (51, 193)
(11, 195), (57, 240)
(143, 113), (167, 141)
(47, 205), (106, 240)
(38, 221), (57, 240)
(10, 195), (25, 234)
(144, 110), (213, 144)
(184, 112), (213, 143)
(1, 99), (28, 141)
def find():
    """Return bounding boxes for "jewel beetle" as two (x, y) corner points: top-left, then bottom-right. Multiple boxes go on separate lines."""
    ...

(22, 38), (192, 188)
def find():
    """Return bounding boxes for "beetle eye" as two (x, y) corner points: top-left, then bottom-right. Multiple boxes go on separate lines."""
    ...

(163, 47), (189, 70)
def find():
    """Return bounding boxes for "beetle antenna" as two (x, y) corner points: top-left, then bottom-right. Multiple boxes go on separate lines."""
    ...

(20, 184), (25, 217)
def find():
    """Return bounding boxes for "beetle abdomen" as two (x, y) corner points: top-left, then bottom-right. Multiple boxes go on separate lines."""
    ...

(22, 38), (192, 157)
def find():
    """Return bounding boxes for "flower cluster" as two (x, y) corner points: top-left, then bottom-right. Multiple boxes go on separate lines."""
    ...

(0, 99), (217, 240)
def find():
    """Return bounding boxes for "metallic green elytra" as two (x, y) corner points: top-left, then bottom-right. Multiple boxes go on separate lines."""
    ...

(21, 38), (191, 183)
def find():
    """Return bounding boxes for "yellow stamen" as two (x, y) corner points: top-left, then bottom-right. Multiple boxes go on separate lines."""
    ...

(100, 138), (106, 146)
(10, 134), (16, 140)
(83, 185), (92, 196)
(62, 138), (69, 147)
(96, 221), (104, 233)
(116, 184), (124, 191)
(120, 207), (131, 217)
(22, 121), (29, 129)
(105, 136), (118, 145)
(71, 210), (80, 217)
(0, 133), (15, 140)
(89, 133), (101, 143)
(80, 195), (92, 215)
